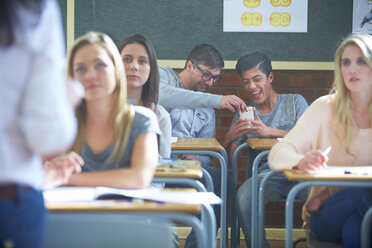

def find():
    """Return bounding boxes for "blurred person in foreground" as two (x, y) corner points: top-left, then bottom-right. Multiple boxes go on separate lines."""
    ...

(0, 0), (81, 247)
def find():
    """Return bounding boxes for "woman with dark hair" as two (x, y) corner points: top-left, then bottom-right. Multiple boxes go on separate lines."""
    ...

(0, 0), (79, 247)
(118, 34), (172, 158)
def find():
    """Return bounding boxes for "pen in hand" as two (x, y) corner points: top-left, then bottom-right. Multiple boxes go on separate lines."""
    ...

(323, 146), (332, 161)
(299, 146), (332, 174)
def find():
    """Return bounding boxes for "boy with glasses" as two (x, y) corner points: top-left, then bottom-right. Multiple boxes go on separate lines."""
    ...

(158, 44), (239, 248)
(158, 44), (246, 112)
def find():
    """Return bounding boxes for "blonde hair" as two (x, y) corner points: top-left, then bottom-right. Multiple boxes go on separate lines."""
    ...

(66, 32), (134, 163)
(330, 33), (372, 155)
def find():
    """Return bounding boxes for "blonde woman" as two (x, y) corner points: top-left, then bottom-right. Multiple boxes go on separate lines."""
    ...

(50, 32), (160, 189)
(269, 33), (372, 247)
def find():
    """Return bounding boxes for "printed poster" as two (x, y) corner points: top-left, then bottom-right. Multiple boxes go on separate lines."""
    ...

(353, 0), (372, 34)
(223, 0), (308, 32)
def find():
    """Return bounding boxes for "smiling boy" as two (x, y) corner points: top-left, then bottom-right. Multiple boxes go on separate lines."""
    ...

(224, 52), (308, 248)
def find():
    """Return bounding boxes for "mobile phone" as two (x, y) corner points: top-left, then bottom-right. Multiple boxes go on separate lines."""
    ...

(240, 106), (254, 120)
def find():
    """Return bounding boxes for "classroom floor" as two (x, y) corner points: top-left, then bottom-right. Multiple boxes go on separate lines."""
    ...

(177, 227), (307, 248)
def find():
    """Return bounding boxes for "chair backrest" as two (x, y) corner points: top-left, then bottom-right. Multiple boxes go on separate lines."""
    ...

(43, 213), (174, 248)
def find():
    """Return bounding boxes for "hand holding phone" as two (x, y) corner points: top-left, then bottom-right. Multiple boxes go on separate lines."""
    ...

(240, 106), (255, 120)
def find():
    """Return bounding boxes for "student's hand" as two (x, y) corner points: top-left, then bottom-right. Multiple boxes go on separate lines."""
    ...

(303, 188), (331, 212)
(224, 118), (252, 146)
(177, 154), (198, 161)
(43, 152), (84, 189)
(294, 150), (327, 173)
(220, 95), (246, 113)
(245, 108), (272, 137)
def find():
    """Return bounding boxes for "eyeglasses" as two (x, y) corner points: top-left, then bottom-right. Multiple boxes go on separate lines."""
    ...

(193, 63), (222, 83)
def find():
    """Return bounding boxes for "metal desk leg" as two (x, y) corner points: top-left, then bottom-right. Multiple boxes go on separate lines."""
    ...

(285, 181), (372, 248)
(231, 143), (249, 248)
(362, 206), (372, 248)
(201, 168), (214, 192)
(257, 170), (279, 247)
(171, 150), (228, 248)
(202, 203), (218, 248)
(251, 150), (270, 248)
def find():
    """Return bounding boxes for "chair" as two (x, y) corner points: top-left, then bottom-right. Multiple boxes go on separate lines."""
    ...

(43, 213), (175, 248)
(362, 206), (372, 248)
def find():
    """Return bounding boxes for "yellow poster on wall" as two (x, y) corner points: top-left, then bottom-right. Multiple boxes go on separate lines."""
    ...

(223, 0), (307, 32)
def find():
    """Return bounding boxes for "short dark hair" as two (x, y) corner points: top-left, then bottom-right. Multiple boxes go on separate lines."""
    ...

(186, 44), (224, 69)
(236, 52), (272, 77)
(117, 33), (159, 108)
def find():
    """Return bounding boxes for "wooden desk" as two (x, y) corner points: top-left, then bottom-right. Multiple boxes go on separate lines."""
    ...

(153, 160), (211, 192)
(246, 138), (278, 150)
(172, 138), (223, 152)
(45, 188), (216, 248)
(47, 200), (201, 214)
(171, 137), (228, 248)
(155, 160), (203, 179)
(280, 167), (372, 248)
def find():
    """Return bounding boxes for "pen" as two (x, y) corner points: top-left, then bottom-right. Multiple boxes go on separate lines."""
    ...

(323, 146), (332, 160)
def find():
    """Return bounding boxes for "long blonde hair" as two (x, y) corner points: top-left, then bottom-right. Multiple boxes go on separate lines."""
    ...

(330, 33), (372, 154)
(66, 32), (134, 163)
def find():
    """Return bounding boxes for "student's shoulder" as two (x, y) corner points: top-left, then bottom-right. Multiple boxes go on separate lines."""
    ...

(278, 93), (308, 107)
(159, 66), (176, 77)
(155, 105), (171, 120)
(132, 105), (157, 123)
(278, 93), (306, 102)
(299, 95), (333, 118)
(309, 94), (333, 109)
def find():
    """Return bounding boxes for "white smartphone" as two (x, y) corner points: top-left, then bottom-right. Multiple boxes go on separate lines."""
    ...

(240, 106), (254, 120)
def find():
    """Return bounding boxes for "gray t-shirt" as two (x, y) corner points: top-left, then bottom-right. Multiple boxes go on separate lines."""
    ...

(233, 94), (308, 145)
(81, 106), (160, 171)
(233, 94), (308, 176)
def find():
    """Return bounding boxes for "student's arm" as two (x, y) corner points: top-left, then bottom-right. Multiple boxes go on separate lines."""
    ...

(43, 151), (84, 189)
(158, 67), (222, 109)
(67, 132), (158, 189)
(158, 67), (246, 112)
(268, 97), (328, 171)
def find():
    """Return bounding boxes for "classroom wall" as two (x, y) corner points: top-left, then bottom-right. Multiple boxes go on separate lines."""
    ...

(58, 0), (352, 62)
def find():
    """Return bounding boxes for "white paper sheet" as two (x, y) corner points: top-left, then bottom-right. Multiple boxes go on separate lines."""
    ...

(301, 166), (372, 176)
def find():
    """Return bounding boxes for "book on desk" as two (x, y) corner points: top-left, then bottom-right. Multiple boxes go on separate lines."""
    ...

(44, 186), (221, 205)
